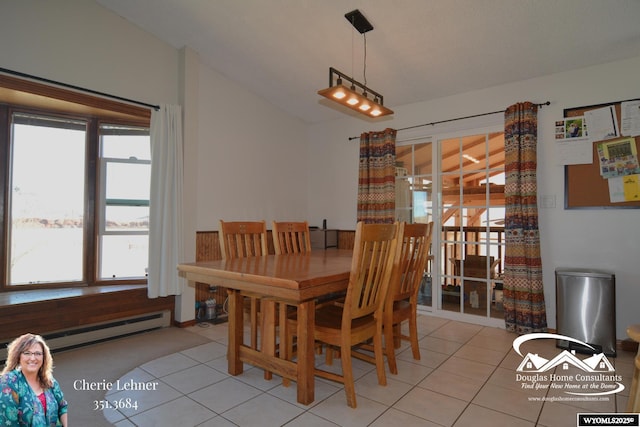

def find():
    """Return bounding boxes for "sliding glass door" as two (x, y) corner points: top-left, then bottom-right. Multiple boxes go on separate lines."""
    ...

(396, 124), (505, 326)
(438, 131), (505, 323)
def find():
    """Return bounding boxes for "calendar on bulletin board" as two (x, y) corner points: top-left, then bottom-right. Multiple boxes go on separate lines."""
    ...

(563, 98), (640, 209)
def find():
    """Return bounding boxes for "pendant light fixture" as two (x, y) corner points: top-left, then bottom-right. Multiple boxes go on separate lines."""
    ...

(317, 10), (394, 118)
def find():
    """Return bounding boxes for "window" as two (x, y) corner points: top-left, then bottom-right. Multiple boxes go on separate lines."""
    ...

(98, 125), (150, 279)
(8, 113), (87, 284)
(0, 76), (151, 290)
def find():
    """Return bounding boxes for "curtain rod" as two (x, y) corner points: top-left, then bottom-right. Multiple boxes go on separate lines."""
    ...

(347, 101), (551, 140)
(0, 67), (160, 111)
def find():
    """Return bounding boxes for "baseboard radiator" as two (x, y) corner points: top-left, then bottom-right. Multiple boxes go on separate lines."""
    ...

(0, 310), (171, 362)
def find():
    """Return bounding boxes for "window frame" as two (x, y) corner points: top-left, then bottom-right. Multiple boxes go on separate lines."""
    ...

(97, 126), (151, 280)
(7, 111), (90, 285)
(0, 75), (151, 292)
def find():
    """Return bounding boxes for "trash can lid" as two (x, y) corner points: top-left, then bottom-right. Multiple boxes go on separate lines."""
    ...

(555, 268), (614, 279)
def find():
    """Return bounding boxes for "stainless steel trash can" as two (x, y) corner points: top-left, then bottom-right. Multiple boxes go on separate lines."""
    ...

(556, 268), (616, 356)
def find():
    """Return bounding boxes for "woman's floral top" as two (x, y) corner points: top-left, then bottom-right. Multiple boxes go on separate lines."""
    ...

(0, 369), (67, 426)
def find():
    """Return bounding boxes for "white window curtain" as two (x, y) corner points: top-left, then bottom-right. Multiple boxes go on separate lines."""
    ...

(148, 104), (184, 298)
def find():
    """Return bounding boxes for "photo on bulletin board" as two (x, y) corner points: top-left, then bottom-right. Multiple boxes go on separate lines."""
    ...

(564, 98), (640, 209)
(565, 117), (585, 139)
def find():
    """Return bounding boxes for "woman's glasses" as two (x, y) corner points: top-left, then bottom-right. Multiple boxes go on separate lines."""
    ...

(22, 351), (44, 358)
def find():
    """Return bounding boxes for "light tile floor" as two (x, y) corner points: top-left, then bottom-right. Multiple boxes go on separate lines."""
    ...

(103, 316), (635, 426)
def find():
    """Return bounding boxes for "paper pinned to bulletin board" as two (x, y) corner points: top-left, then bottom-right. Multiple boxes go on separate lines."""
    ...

(564, 98), (640, 209)
(608, 175), (640, 203)
(555, 116), (592, 165)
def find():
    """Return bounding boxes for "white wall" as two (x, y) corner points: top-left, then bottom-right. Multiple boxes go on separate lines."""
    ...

(308, 55), (640, 339)
(194, 64), (308, 231)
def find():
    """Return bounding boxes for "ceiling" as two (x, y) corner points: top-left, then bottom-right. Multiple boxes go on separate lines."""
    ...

(96, 0), (640, 124)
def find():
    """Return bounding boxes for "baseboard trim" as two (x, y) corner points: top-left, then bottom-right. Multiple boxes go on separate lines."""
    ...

(174, 319), (197, 328)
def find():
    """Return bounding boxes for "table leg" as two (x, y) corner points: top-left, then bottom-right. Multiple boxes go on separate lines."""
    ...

(280, 302), (290, 387)
(227, 289), (243, 375)
(296, 299), (315, 404)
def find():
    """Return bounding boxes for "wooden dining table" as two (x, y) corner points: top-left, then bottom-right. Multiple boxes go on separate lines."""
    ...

(177, 249), (353, 405)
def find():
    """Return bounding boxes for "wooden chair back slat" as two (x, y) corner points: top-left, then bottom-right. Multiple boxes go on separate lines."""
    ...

(272, 221), (311, 255)
(343, 222), (399, 323)
(219, 220), (268, 260)
(392, 222), (433, 302)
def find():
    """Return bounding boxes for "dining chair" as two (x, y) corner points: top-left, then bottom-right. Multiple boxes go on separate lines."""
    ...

(272, 221), (312, 254)
(383, 221), (433, 374)
(287, 221), (400, 408)
(271, 221), (312, 384)
(218, 220), (268, 351)
(273, 221), (344, 308)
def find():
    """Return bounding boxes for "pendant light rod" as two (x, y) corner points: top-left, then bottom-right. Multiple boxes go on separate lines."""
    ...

(328, 67), (385, 106)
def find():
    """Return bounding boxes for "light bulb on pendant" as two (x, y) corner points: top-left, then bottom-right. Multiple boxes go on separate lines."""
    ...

(346, 85), (359, 105)
(332, 78), (346, 99)
(359, 92), (371, 111)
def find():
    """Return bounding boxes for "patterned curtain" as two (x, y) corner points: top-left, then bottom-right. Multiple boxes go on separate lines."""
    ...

(357, 128), (397, 224)
(503, 102), (547, 334)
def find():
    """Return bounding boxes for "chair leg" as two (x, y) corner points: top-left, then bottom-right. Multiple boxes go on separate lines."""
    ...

(393, 323), (402, 349)
(373, 323), (387, 386)
(260, 299), (276, 381)
(325, 346), (334, 365)
(340, 343), (357, 408)
(250, 297), (259, 350)
(283, 321), (294, 388)
(280, 303), (290, 387)
(409, 308), (421, 360)
(384, 318), (398, 375)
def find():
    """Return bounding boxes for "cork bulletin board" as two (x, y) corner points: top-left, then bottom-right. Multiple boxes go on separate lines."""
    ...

(564, 98), (640, 209)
